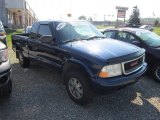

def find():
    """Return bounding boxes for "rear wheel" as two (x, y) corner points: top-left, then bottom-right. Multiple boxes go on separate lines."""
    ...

(17, 50), (30, 68)
(153, 63), (160, 82)
(65, 70), (95, 105)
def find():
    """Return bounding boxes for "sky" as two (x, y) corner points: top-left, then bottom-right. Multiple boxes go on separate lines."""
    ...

(26, 0), (160, 21)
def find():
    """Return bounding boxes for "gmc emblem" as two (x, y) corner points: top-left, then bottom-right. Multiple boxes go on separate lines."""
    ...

(130, 61), (138, 67)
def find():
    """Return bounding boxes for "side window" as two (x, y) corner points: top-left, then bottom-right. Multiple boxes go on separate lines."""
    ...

(117, 32), (139, 43)
(117, 32), (127, 41)
(38, 25), (52, 37)
(129, 34), (138, 42)
(103, 31), (116, 39)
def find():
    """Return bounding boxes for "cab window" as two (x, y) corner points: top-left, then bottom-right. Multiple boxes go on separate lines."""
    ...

(37, 24), (52, 37)
(103, 31), (116, 39)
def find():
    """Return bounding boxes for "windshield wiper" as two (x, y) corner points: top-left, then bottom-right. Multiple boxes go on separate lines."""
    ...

(86, 36), (106, 40)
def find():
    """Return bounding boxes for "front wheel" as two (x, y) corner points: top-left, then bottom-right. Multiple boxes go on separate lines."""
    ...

(65, 70), (95, 105)
(153, 63), (160, 82)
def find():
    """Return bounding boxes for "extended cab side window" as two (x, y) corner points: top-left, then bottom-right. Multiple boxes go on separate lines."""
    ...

(104, 31), (116, 39)
(37, 25), (52, 37)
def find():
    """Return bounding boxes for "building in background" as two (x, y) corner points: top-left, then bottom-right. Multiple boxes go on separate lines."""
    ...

(0, 0), (38, 28)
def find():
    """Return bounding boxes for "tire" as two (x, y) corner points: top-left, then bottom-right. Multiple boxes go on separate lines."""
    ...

(0, 79), (12, 97)
(17, 50), (30, 68)
(65, 70), (95, 105)
(152, 63), (160, 82)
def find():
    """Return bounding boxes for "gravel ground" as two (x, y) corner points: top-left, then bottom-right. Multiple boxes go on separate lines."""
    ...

(0, 49), (160, 120)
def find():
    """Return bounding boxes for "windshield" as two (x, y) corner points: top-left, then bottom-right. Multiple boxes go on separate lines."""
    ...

(135, 31), (160, 47)
(54, 21), (104, 43)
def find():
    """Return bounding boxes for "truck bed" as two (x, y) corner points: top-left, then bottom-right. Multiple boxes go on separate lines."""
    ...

(11, 33), (29, 52)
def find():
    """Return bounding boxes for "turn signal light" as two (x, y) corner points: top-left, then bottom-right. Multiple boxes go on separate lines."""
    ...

(99, 72), (109, 78)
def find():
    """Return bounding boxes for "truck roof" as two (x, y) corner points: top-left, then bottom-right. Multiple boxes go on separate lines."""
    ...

(34, 20), (87, 24)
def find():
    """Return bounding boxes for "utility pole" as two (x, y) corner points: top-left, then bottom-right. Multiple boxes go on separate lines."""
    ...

(24, 1), (27, 29)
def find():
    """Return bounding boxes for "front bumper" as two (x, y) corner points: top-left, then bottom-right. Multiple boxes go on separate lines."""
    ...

(90, 63), (147, 92)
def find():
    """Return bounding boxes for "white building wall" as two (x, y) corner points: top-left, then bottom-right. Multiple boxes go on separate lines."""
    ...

(0, 0), (37, 28)
(5, 0), (25, 9)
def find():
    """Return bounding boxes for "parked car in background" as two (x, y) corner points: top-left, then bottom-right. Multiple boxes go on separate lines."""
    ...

(0, 21), (7, 45)
(125, 23), (141, 28)
(0, 42), (12, 96)
(102, 28), (160, 82)
(12, 21), (147, 105)
(25, 26), (32, 33)
(140, 25), (154, 31)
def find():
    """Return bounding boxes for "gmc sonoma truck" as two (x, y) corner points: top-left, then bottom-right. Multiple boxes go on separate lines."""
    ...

(12, 20), (147, 105)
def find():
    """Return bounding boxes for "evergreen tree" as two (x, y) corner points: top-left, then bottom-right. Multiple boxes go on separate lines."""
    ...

(154, 19), (159, 26)
(78, 16), (87, 20)
(129, 6), (141, 25)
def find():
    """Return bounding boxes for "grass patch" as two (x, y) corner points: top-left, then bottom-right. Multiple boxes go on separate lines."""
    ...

(6, 29), (24, 47)
(96, 25), (114, 29)
(153, 27), (160, 36)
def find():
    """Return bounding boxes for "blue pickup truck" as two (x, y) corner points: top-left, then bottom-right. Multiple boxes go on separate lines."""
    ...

(12, 20), (147, 105)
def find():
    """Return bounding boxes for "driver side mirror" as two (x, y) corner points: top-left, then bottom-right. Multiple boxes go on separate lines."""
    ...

(40, 35), (53, 44)
(30, 32), (37, 39)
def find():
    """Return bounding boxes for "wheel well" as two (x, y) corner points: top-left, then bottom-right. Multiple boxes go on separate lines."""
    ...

(15, 44), (24, 59)
(15, 45), (21, 58)
(62, 63), (90, 82)
(148, 58), (160, 68)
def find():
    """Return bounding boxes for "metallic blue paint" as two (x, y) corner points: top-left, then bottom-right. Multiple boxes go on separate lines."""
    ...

(61, 39), (141, 63)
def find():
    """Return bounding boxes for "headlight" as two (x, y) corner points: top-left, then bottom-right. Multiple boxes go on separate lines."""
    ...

(99, 64), (122, 78)
(0, 49), (8, 62)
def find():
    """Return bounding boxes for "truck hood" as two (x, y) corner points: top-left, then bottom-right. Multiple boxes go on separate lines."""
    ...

(0, 41), (6, 49)
(61, 39), (141, 62)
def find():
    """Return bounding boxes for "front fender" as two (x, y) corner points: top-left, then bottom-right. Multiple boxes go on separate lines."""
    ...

(62, 58), (95, 79)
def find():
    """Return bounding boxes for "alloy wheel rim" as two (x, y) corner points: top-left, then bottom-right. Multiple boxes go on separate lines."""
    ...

(68, 78), (83, 99)
(155, 66), (160, 80)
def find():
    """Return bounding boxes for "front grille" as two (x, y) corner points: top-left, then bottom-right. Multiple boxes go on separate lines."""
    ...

(122, 55), (144, 75)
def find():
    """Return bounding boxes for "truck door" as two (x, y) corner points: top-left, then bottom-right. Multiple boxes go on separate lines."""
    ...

(36, 24), (63, 69)
(27, 22), (40, 58)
